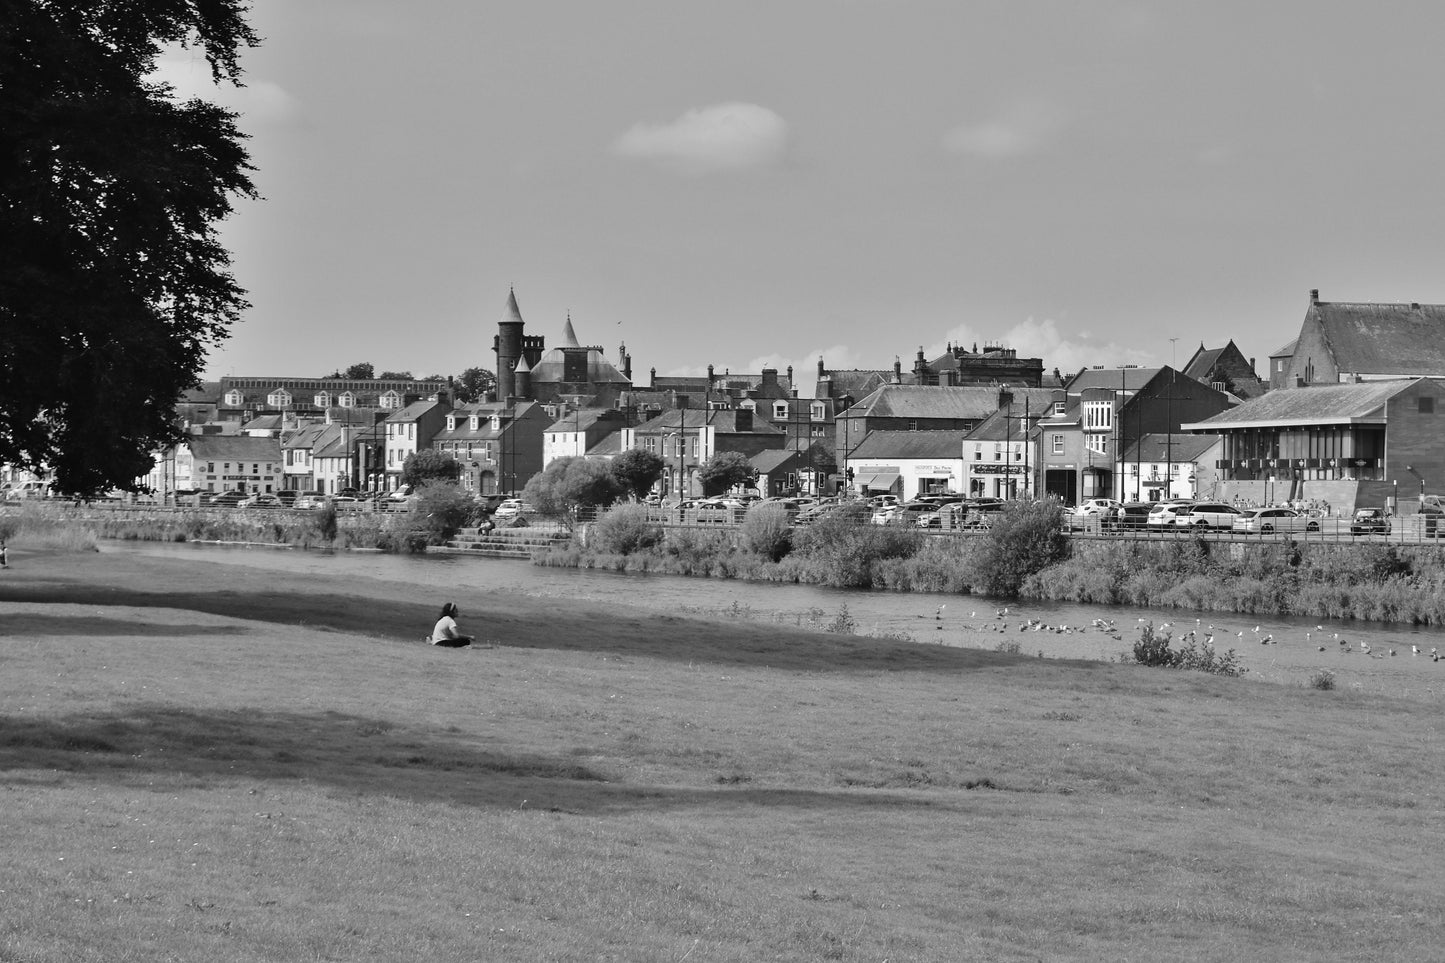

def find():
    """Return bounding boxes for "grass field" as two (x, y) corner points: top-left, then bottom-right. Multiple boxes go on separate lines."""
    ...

(2, 550), (1442, 962)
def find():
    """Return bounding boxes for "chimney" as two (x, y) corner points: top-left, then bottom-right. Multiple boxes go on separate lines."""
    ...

(1310, 288), (1319, 304)
(817, 356), (825, 377)
(786, 364), (793, 385)
(734, 408), (752, 432)
(998, 389), (1014, 411)
(761, 368), (778, 391)
(707, 364), (715, 383)
(892, 357), (902, 382)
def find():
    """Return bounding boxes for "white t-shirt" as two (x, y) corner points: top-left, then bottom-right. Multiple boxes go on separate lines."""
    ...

(431, 615), (459, 643)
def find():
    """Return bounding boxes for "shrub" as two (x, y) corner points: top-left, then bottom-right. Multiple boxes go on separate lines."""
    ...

(1308, 669), (1336, 691)
(1128, 622), (1246, 677)
(740, 503), (793, 561)
(411, 482), (477, 545)
(790, 502), (921, 588)
(590, 503), (663, 555)
(313, 503), (339, 543)
(974, 499), (1068, 598)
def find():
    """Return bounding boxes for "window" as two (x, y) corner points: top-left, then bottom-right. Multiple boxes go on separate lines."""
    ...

(774, 402), (789, 420)
(1421, 397), (1435, 414)
(380, 391), (400, 410)
(408, 424), (415, 440)
(908, 420), (918, 431)
(810, 402), (825, 420)
(314, 392), (330, 408)
(267, 389), (291, 407)
(339, 392), (354, 408)
(645, 436), (656, 454)
(446, 417), (455, 431)
(1084, 400), (1112, 431)
(1052, 401), (1066, 416)
(225, 390), (243, 406)
(1052, 434), (1063, 454)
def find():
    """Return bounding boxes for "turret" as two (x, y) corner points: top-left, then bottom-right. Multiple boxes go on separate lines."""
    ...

(494, 287), (525, 401)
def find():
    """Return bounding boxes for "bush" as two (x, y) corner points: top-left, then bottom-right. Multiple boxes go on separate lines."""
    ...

(974, 499), (1068, 598)
(313, 503), (339, 543)
(411, 482), (477, 545)
(790, 502), (921, 588)
(590, 503), (663, 555)
(1128, 622), (1246, 677)
(740, 503), (793, 561)
(1308, 669), (1336, 691)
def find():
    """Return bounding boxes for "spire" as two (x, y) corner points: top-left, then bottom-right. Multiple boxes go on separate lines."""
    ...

(502, 286), (524, 325)
(514, 354), (531, 373)
(560, 312), (580, 348)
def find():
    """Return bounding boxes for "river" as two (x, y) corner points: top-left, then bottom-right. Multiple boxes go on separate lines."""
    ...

(110, 541), (1445, 699)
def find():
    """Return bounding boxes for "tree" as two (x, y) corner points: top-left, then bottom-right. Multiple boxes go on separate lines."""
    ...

(521, 456), (624, 525)
(699, 451), (757, 496)
(377, 370), (413, 381)
(1, 2), (259, 496)
(452, 367), (496, 404)
(343, 362), (375, 380)
(610, 448), (665, 500)
(400, 449), (460, 487)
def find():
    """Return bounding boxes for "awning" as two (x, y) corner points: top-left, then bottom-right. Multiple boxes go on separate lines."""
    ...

(859, 471), (901, 490)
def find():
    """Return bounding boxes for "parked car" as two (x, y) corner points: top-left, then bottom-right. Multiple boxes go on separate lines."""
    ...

(1232, 507), (1321, 534)
(1116, 501), (1157, 529)
(1147, 500), (1195, 527)
(1172, 502), (1244, 529)
(205, 491), (247, 508)
(870, 504), (900, 525)
(293, 490), (326, 509)
(273, 490), (299, 507)
(1075, 497), (1123, 517)
(238, 493), (283, 509)
(866, 494), (900, 509)
(1349, 507), (1391, 535)
(493, 498), (531, 520)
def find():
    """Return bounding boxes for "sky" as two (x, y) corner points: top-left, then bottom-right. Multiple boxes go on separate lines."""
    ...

(159, 0), (1445, 386)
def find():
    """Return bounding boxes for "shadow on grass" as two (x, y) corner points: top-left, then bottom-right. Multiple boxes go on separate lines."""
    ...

(0, 615), (249, 638)
(0, 705), (959, 815)
(0, 566), (1076, 674)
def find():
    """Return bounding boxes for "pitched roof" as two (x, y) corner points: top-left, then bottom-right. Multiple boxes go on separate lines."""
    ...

(1181, 379), (1421, 430)
(1066, 366), (1162, 394)
(1312, 300), (1445, 375)
(634, 408), (784, 435)
(544, 409), (615, 433)
(1182, 345), (1225, 381)
(750, 449), (807, 473)
(1121, 432), (1218, 463)
(843, 385), (1048, 421)
(385, 398), (448, 422)
(849, 429), (963, 460)
(186, 435), (283, 461)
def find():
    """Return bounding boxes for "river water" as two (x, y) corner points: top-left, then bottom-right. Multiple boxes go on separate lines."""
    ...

(110, 542), (1445, 699)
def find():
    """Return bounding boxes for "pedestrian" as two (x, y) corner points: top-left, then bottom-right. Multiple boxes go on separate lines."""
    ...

(0, 537), (7, 568)
(429, 601), (474, 648)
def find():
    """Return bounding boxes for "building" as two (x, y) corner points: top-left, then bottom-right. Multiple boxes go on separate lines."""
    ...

(185, 435), (283, 495)
(1037, 366), (1232, 505)
(909, 342), (1046, 387)
(1271, 289), (1445, 390)
(542, 407), (631, 468)
(492, 288), (632, 405)
(960, 395), (1052, 499)
(1181, 340), (1267, 399)
(431, 400), (551, 495)
(622, 408), (785, 501)
(382, 396), (453, 488)
(1183, 378), (1445, 513)
(1117, 433), (1221, 502)
(844, 430), (966, 500)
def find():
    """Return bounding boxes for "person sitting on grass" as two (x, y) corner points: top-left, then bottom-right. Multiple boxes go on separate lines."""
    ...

(430, 602), (474, 648)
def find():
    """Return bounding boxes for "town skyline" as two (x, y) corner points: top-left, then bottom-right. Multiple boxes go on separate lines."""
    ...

(154, 1), (1445, 383)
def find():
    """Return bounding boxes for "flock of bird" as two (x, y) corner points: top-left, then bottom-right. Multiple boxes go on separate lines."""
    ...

(916, 607), (1445, 661)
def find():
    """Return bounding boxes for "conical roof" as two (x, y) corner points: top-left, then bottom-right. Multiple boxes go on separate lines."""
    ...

(559, 313), (580, 348)
(514, 354), (532, 373)
(501, 287), (524, 325)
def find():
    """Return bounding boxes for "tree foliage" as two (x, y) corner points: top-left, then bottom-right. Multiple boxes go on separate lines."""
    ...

(699, 450), (756, 496)
(610, 448), (665, 500)
(409, 481), (477, 546)
(400, 449), (460, 487)
(342, 362), (375, 380)
(521, 456), (624, 524)
(452, 366), (496, 404)
(1, 1), (259, 495)
(377, 370), (413, 381)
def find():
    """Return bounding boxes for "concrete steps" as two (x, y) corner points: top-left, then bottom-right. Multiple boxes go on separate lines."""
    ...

(431, 526), (571, 559)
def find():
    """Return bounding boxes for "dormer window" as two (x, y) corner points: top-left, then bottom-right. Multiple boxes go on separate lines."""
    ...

(469, 416), (478, 431)
(224, 389), (243, 407)
(773, 402), (789, 420)
(267, 389), (291, 408)
(446, 416), (456, 431)
(1052, 401), (1066, 416)
(490, 415), (501, 430)
(810, 402), (825, 421)
(338, 391), (354, 408)
(380, 390), (400, 410)
(314, 391), (330, 408)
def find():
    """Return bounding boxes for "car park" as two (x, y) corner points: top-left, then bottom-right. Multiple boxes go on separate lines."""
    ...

(1172, 502), (1244, 529)
(1232, 507), (1321, 534)
(1349, 508), (1391, 535)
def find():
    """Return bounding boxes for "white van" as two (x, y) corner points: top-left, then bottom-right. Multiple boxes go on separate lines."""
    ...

(3, 480), (47, 500)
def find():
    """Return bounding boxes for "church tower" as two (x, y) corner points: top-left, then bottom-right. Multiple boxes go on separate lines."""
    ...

(492, 287), (544, 401)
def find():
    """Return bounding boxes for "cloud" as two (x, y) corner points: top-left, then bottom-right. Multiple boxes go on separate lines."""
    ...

(612, 102), (789, 174)
(149, 49), (300, 126)
(942, 101), (1061, 158)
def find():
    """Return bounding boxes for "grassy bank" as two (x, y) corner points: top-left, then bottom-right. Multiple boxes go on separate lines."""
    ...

(0, 551), (1440, 961)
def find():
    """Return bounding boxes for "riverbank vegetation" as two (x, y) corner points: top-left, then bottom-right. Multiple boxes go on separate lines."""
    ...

(548, 499), (1445, 625)
(1, 551), (1439, 961)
